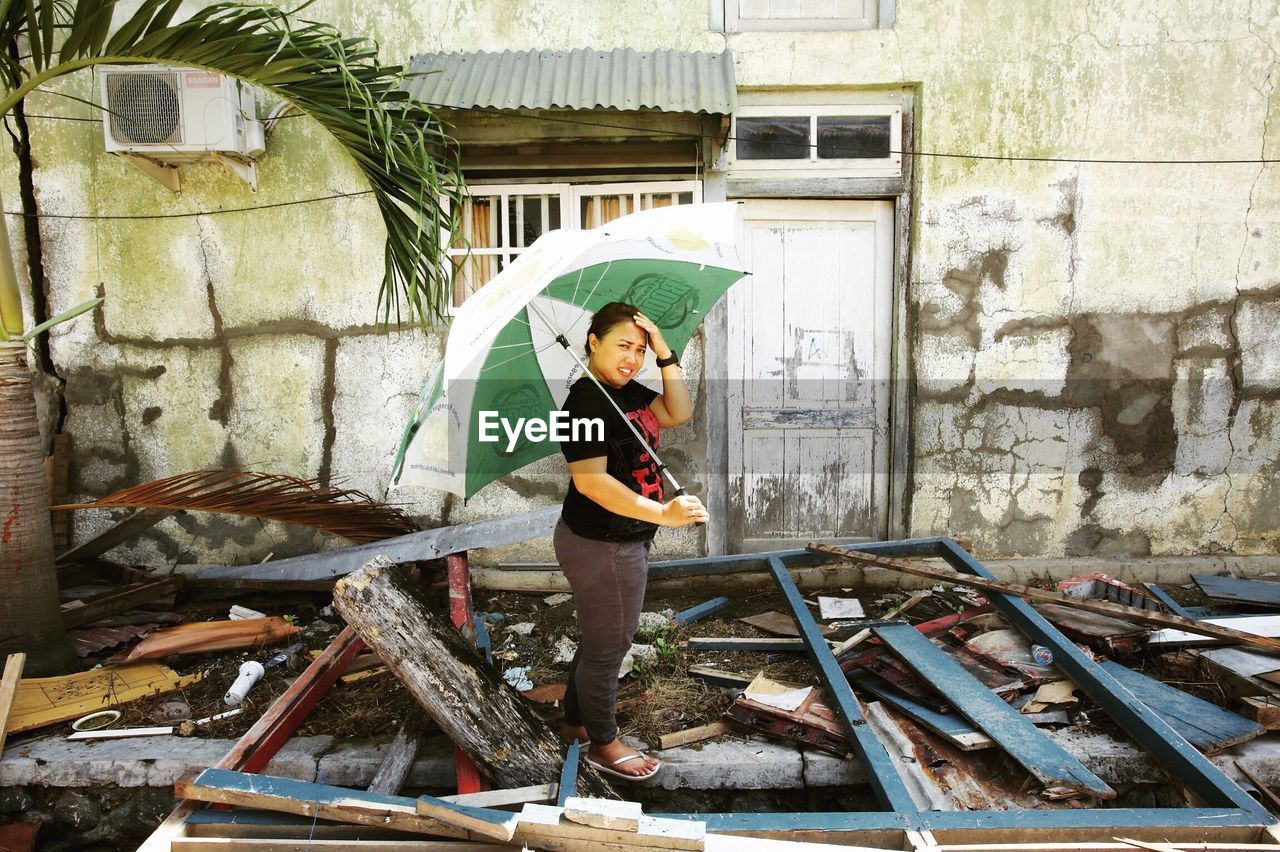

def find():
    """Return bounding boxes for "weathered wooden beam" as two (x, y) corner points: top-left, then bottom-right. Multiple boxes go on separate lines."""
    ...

(195, 506), (560, 583)
(812, 544), (1280, 655)
(332, 556), (616, 798)
(55, 508), (174, 565)
(367, 715), (428, 795)
(60, 575), (184, 629)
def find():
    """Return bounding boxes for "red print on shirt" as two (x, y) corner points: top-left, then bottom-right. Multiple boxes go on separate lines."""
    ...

(627, 407), (663, 501)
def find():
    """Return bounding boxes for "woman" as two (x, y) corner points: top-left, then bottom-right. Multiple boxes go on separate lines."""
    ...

(555, 301), (709, 781)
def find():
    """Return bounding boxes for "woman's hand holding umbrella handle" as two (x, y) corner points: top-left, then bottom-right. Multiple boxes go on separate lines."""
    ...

(663, 494), (709, 527)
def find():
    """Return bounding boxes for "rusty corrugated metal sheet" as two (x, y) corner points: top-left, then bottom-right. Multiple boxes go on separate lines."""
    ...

(405, 48), (736, 114)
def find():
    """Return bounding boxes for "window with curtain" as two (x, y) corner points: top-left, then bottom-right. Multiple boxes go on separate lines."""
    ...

(448, 181), (701, 307)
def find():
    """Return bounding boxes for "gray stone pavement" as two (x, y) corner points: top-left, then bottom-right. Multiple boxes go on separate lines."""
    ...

(3, 729), (1276, 792)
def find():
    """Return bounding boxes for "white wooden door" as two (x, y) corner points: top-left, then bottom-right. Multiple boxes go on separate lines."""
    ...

(727, 200), (894, 550)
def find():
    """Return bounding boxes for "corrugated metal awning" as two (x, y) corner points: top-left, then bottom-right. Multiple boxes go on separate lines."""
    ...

(405, 48), (736, 115)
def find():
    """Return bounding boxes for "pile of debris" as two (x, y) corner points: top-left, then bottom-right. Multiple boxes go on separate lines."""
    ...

(3, 474), (1280, 850)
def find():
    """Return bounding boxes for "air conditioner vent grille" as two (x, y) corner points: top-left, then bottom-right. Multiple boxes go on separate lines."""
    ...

(107, 71), (183, 145)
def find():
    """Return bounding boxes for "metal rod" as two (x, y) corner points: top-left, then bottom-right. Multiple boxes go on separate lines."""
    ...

(526, 299), (687, 496)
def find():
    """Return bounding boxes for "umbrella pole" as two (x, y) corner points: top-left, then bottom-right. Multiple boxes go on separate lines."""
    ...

(528, 302), (689, 498)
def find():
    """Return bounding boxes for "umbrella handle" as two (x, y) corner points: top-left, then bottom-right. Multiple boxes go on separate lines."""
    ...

(669, 485), (706, 527)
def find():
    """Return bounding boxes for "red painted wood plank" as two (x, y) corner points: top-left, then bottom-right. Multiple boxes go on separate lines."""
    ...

(447, 551), (485, 795)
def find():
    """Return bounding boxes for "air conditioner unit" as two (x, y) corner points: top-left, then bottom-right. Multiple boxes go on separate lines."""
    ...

(99, 65), (266, 191)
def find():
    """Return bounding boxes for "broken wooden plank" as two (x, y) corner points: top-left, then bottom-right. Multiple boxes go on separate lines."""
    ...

(332, 555), (615, 798)
(175, 768), (470, 839)
(518, 802), (706, 850)
(657, 722), (731, 751)
(172, 841), (495, 851)
(846, 668), (994, 751)
(124, 617), (300, 661)
(441, 784), (555, 808)
(197, 505), (560, 583)
(1194, 574), (1280, 607)
(0, 653), (26, 755)
(811, 544), (1280, 655)
(1237, 696), (1280, 730)
(740, 610), (835, 638)
(687, 637), (805, 652)
(673, 597), (729, 627)
(830, 628), (873, 658)
(686, 666), (753, 689)
(564, 796), (643, 831)
(1148, 616), (1280, 648)
(61, 575), (184, 629)
(55, 508), (173, 566)
(1235, 760), (1280, 817)
(445, 551), (484, 797)
(1098, 660), (1264, 753)
(415, 795), (518, 841)
(222, 625), (366, 774)
(367, 715), (428, 795)
(8, 661), (202, 734)
(557, 738), (580, 807)
(872, 623), (1115, 800)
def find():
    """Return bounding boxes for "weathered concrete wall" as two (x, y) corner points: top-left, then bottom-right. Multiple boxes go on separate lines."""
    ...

(25, 1), (1280, 562)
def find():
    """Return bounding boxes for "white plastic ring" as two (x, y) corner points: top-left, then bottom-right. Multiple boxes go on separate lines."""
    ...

(71, 710), (121, 731)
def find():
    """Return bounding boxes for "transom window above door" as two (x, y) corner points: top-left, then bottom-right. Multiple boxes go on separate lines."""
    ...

(728, 104), (902, 177)
(448, 181), (701, 306)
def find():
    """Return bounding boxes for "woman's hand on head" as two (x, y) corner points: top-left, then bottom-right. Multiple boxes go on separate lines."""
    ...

(632, 312), (672, 360)
(662, 495), (709, 527)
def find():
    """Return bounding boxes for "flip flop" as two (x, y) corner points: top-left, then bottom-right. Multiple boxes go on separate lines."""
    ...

(586, 752), (661, 781)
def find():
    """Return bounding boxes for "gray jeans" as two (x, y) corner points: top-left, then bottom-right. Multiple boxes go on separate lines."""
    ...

(553, 519), (652, 745)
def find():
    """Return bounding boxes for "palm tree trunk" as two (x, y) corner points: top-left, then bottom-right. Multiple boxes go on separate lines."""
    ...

(0, 340), (75, 675)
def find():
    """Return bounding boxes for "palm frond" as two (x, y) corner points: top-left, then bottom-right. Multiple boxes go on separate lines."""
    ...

(0, 0), (465, 325)
(55, 469), (421, 544)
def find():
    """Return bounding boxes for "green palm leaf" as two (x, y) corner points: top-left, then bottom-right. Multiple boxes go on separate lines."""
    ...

(0, 0), (465, 329)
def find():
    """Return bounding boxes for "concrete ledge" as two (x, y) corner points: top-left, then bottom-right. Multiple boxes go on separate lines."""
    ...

(3, 730), (1275, 791)
(0, 736), (332, 788)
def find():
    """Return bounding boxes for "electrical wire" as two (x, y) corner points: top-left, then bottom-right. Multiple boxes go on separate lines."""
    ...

(21, 97), (1280, 165)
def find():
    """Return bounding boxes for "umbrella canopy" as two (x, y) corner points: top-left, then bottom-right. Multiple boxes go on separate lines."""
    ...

(391, 202), (747, 499)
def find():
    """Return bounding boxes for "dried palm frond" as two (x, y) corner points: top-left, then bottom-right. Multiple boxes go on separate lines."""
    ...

(56, 470), (420, 544)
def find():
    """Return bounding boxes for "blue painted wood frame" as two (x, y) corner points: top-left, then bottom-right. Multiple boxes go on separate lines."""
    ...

(674, 596), (731, 626)
(765, 556), (918, 815)
(871, 622), (1113, 799)
(928, 539), (1269, 819)
(557, 739), (580, 807)
(665, 539), (1274, 834)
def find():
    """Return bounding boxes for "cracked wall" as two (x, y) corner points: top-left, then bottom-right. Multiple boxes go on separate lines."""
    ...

(21, 0), (1280, 562)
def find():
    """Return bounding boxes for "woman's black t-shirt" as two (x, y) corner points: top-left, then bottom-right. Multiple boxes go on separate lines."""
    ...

(558, 375), (663, 542)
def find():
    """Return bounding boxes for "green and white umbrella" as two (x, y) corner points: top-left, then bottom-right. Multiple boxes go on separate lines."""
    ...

(390, 202), (747, 499)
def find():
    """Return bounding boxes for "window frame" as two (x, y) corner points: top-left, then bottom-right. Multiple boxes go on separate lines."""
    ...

(445, 180), (703, 310)
(727, 104), (902, 176)
(720, 0), (880, 32)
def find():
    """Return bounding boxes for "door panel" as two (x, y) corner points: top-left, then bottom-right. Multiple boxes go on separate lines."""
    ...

(727, 199), (893, 550)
